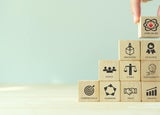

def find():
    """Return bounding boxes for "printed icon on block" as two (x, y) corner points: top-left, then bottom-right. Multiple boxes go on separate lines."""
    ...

(141, 40), (160, 60)
(119, 40), (140, 60)
(84, 85), (95, 96)
(142, 82), (160, 102)
(98, 60), (119, 81)
(100, 81), (120, 102)
(146, 87), (157, 96)
(125, 43), (134, 55)
(78, 80), (99, 102)
(141, 61), (160, 81)
(103, 66), (116, 73)
(138, 16), (160, 38)
(146, 42), (156, 54)
(143, 19), (159, 31)
(104, 84), (116, 96)
(121, 82), (141, 102)
(120, 61), (140, 81)
(146, 64), (156, 75)
(124, 64), (137, 76)
(124, 88), (137, 96)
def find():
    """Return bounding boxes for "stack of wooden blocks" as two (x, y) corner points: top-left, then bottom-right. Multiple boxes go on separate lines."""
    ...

(78, 16), (160, 102)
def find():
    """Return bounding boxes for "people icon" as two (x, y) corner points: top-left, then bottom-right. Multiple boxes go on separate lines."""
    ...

(103, 66), (116, 73)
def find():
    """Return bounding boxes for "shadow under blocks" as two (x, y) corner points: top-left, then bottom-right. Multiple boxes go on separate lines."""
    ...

(78, 16), (160, 102)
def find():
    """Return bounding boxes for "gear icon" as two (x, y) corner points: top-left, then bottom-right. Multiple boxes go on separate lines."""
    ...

(104, 84), (116, 96)
(143, 19), (159, 31)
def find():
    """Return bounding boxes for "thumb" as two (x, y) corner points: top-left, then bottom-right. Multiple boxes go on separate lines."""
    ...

(158, 6), (160, 17)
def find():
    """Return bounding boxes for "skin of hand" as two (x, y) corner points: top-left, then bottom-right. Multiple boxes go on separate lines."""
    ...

(131, 0), (160, 24)
(130, 0), (141, 23)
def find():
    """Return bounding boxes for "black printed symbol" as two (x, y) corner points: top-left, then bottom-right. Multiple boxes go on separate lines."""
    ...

(104, 84), (116, 96)
(143, 19), (159, 31)
(124, 88), (137, 95)
(124, 64), (137, 75)
(84, 85), (95, 96)
(146, 42), (156, 54)
(146, 64), (156, 75)
(146, 87), (157, 96)
(103, 67), (116, 73)
(125, 43), (134, 55)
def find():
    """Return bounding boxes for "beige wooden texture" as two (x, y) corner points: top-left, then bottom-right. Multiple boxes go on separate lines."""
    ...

(100, 81), (120, 102)
(138, 16), (160, 38)
(98, 60), (119, 81)
(118, 40), (140, 60)
(141, 61), (160, 81)
(121, 82), (141, 102)
(142, 82), (160, 102)
(141, 40), (160, 60)
(78, 80), (99, 102)
(120, 61), (140, 81)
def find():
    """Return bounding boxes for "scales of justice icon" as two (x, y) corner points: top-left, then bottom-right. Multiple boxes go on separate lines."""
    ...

(124, 64), (137, 75)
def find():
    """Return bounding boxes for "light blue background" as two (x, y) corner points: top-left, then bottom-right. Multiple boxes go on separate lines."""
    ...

(0, 0), (159, 84)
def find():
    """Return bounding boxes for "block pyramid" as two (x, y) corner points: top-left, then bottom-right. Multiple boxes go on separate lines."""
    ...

(78, 16), (160, 102)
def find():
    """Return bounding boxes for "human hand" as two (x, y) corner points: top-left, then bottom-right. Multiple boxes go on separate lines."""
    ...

(131, 0), (160, 24)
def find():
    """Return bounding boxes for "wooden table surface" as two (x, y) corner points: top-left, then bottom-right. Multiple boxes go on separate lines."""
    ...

(0, 84), (159, 115)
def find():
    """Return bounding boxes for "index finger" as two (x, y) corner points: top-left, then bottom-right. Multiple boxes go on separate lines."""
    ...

(131, 0), (141, 23)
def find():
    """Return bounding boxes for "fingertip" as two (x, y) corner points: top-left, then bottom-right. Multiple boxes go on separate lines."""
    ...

(133, 16), (140, 24)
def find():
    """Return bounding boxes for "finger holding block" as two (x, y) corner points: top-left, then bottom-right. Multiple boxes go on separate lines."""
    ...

(100, 81), (120, 102)
(138, 16), (160, 38)
(78, 80), (99, 102)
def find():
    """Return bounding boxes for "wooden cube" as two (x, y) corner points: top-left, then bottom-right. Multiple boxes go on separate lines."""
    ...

(120, 61), (140, 81)
(138, 16), (160, 38)
(100, 81), (120, 102)
(78, 80), (99, 102)
(121, 82), (141, 102)
(141, 40), (160, 60)
(141, 61), (160, 81)
(142, 82), (160, 102)
(119, 40), (140, 60)
(98, 60), (119, 81)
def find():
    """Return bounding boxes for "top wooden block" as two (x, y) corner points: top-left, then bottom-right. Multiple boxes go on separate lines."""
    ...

(138, 16), (160, 38)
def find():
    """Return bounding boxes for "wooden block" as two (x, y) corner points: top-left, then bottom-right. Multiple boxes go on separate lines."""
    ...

(98, 60), (119, 81)
(78, 80), (99, 102)
(141, 61), (160, 81)
(100, 81), (120, 102)
(119, 40), (140, 60)
(142, 82), (160, 102)
(121, 81), (141, 102)
(141, 40), (160, 60)
(138, 16), (160, 38)
(120, 61), (140, 81)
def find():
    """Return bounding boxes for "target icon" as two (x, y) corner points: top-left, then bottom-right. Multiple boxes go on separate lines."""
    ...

(84, 85), (95, 96)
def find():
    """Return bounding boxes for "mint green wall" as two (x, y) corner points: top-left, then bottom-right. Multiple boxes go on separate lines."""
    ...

(0, 0), (159, 84)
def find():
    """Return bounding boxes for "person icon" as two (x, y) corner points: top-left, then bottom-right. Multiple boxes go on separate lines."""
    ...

(112, 67), (116, 72)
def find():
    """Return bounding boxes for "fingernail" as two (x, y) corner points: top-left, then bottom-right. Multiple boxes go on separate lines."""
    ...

(133, 16), (138, 24)
(133, 16), (136, 23)
(158, 5), (160, 17)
